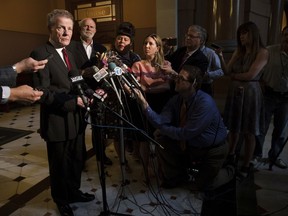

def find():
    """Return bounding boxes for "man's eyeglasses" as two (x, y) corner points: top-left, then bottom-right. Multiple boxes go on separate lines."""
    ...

(185, 34), (200, 39)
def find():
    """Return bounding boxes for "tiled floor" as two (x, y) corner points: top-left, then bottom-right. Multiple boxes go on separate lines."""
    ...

(0, 103), (288, 216)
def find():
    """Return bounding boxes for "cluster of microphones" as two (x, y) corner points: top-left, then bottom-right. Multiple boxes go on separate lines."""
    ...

(70, 51), (142, 111)
(70, 50), (178, 111)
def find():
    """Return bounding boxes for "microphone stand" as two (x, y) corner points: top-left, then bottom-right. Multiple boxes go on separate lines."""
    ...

(89, 75), (163, 215)
(90, 98), (163, 216)
(91, 101), (131, 216)
(101, 102), (163, 149)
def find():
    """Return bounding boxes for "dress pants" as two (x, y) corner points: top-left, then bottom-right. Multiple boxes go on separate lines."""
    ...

(255, 91), (288, 161)
(46, 135), (83, 204)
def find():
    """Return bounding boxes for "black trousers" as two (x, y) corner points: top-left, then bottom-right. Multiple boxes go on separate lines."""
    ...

(46, 135), (83, 204)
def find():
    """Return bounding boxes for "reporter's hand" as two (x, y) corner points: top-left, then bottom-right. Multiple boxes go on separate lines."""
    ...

(9, 85), (43, 103)
(214, 48), (223, 58)
(14, 57), (48, 73)
(77, 96), (86, 108)
(95, 88), (107, 100)
(133, 88), (148, 110)
(160, 63), (178, 78)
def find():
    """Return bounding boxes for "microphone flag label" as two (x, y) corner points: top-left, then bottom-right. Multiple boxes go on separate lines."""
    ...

(93, 68), (109, 82)
(114, 67), (123, 76)
(71, 76), (84, 83)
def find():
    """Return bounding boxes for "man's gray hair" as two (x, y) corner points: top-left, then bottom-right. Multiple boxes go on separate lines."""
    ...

(78, 18), (96, 28)
(188, 25), (207, 45)
(47, 9), (74, 29)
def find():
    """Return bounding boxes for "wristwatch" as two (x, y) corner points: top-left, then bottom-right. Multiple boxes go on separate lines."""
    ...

(12, 65), (17, 72)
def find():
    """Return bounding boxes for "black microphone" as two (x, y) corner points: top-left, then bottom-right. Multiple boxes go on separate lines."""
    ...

(70, 71), (90, 110)
(107, 62), (140, 100)
(108, 62), (135, 87)
(122, 64), (141, 88)
(85, 88), (106, 102)
(108, 62), (133, 86)
(108, 62), (141, 89)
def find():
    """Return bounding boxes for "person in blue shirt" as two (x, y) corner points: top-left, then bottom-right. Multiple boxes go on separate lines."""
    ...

(134, 64), (233, 191)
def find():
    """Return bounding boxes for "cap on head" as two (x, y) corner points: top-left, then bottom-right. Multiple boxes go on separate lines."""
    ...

(116, 22), (135, 39)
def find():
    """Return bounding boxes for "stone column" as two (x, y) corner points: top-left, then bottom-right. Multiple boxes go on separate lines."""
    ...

(268, 0), (285, 45)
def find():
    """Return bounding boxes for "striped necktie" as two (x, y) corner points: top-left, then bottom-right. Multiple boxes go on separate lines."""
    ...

(180, 52), (190, 69)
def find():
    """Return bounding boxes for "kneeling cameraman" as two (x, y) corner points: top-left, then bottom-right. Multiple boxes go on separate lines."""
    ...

(134, 64), (234, 191)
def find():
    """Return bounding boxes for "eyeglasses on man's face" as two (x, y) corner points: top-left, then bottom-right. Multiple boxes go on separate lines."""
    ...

(185, 34), (200, 39)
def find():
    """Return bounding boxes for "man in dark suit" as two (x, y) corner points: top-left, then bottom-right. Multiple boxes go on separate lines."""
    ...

(68, 18), (112, 166)
(0, 57), (47, 103)
(30, 9), (94, 216)
(166, 25), (208, 74)
(69, 18), (106, 70)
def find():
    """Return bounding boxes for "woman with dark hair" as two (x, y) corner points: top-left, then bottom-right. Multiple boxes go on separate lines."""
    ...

(102, 22), (141, 172)
(218, 21), (268, 174)
(112, 21), (141, 67)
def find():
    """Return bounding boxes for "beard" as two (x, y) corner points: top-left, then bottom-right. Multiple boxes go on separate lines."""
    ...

(82, 31), (94, 40)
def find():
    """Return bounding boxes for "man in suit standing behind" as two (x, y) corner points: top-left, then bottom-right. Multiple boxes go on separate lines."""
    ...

(68, 18), (112, 166)
(166, 25), (208, 74)
(30, 9), (94, 216)
(69, 18), (106, 70)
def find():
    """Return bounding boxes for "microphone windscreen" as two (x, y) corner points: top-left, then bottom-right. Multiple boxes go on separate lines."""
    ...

(108, 62), (117, 71)
(69, 69), (81, 77)
(84, 88), (95, 99)
(81, 66), (102, 89)
(82, 66), (99, 79)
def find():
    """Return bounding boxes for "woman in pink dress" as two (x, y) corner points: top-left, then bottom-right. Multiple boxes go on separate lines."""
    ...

(131, 33), (174, 182)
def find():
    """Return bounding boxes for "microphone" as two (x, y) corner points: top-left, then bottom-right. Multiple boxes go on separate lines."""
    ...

(70, 71), (90, 110)
(108, 62), (134, 88)
(108, 62), (134, 87)
(82, 65), (111, 89)
(92, 66), (112, 89)
(85, 89), (106, 102)
(122, 64), (141, 88)
(93, 66), (108, 82)
(107, 62), (141, 100)
(107, 62), (118, 74)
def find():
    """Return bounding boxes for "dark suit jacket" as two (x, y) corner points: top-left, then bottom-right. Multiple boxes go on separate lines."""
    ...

(68, 40), (107, 89)
(167, 46), (208, 73)
(0, 67), (17, 86)
(30, 42), (81, 142)
(68, 40), (107, 69)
